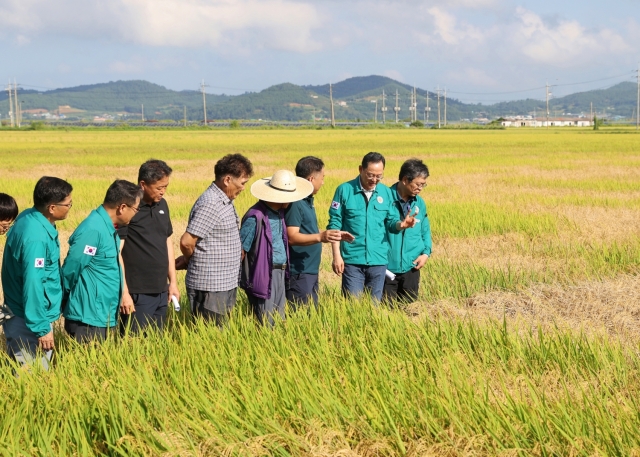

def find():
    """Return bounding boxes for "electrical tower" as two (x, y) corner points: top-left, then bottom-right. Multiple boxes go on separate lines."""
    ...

(409, 86), (415, 122)
(371, 99), (378, 123)
(13, 80), (20, 128)
(329, 83), (335, 128)
(6, 82), (14, 128)
(201, 80), (209, 124)
(394, 90), (400, 123)
(425, 92), (430, 125)
(437, 86), (441, 129)
(636, 64), (640, 130)
(381, 89), (387, 123)
(546, 82), (550, 129)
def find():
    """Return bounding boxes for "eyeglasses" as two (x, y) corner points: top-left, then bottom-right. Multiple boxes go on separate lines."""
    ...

(410, 181), (427, 190)
(127, 204), (140, 213)
(54, 202), (73, 208)
(0, 221), (14, 233)
(365, 173), (384, 181)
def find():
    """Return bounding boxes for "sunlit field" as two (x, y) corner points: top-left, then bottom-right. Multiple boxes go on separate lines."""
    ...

(0, 128), (639, 455)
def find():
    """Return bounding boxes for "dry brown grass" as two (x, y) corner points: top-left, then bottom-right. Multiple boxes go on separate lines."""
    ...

(407, 274), (640, 342)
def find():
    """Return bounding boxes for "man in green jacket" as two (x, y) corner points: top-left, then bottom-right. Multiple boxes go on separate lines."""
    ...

(2, 177), (73, 368)
(63, 180), (142, 343)
(328, 152), (417, 302)
(383, 159), (432, 304)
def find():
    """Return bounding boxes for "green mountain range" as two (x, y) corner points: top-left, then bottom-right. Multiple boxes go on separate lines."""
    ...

(1, 76), (636, 122)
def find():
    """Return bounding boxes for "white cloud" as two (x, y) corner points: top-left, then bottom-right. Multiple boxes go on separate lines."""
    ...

(0, 0), (323, 53)
(511, 7), (631, 66)
(422, 7), (488, 46)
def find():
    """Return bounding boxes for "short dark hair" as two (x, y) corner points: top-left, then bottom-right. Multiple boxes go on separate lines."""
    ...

(361, 152), (385, 169)
(399, 159), (430, 182)
(103, 180), (143, 207)
(295, 156), (324, 179)
(0, 193), (18, 221)
(214, 154), (254, 181)
(33, 177), (73, 210)
(138, 159), (172, 184)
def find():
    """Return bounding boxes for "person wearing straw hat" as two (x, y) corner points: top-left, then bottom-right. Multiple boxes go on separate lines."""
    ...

(239, 170), (313, 325)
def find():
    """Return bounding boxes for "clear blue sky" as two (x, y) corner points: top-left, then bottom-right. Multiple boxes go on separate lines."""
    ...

(2, 0), (639, 102)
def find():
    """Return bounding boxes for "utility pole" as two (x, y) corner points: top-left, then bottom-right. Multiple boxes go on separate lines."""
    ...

(409, 87), (414, 122)
(329, 83), (335, 128)
(372, 100), (378, 123)
(437, 86), (441, 129)
(394, 90), (400, 123)
(7, 82), (14, 127)
(381, 89), (387, 123)
(546, 82), (550, 129)
(14, 81), (20, 128)
(141, 104), (144, 122)
(425, 92), (430, 124)
(636, 64), (640, 130)
(183, 106), (187, 127)
(313, 106), (316, 125)
(201, 79), (208, 125)
(590, 102), (593, 126)
(444, 87), (447, 127)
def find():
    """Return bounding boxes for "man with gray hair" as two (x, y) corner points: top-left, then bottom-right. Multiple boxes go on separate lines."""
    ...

(177, 154), (254, 325)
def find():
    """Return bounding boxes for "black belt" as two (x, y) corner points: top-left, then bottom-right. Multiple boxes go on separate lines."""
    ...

(272, 263), (287, 270)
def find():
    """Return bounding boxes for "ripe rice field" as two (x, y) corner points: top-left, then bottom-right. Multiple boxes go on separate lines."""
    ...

(0, 128), (639, 455)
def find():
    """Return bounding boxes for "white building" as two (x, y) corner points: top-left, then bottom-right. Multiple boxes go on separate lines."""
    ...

(500, 117), (591, 127)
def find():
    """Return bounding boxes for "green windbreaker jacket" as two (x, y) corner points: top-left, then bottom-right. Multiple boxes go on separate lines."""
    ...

(63, 206), (122, 328)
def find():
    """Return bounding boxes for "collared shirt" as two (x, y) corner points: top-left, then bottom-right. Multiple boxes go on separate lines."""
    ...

(118, 198), (173, 293)
(63, 206), (122, 328)
(186, 182), (241, 292)
(327, 176), (401, 266)
(284, 195), (321, 275)
(1, 208), (62, 337)
(396, 188), (416, 217)
(387, 182), (432, 274)
(240, 205), (287, 264)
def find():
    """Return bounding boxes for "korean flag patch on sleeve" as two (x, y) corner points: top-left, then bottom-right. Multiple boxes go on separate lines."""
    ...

(83, 245), (97, 256)
(34, 258), (44, 268)
(331, 201), (341, 210)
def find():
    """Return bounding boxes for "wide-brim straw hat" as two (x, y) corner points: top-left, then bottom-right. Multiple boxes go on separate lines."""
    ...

(250, 170), (314, 203)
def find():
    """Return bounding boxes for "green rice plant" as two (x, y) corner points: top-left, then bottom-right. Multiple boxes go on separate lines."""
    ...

(1, 300), (640, 455)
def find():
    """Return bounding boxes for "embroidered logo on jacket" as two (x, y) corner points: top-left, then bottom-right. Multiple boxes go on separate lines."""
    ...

(83, 245), (97, 256)
(331, 201), (341, 210)
(34, 258), (44, 268)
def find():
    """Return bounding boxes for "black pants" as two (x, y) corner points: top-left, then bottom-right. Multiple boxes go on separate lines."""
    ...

(383, 268), (421, 305)
(286, 273), (319, 309)
(121, 292), (168, 335)
(65, 319), (115, 343)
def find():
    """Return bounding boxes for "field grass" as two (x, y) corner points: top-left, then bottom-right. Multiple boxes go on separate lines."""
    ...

(0, 128), (639, 455)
